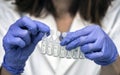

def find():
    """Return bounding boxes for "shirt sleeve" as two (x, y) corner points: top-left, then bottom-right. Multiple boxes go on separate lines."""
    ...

(109, 2), (120, 56)
(109, 12), (120, 56)
(0, 0), (21, 67)
(102, 0), (120, 55)
(109, 0), (120, 55)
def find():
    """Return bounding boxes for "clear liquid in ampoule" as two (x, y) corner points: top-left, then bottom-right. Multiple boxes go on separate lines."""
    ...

(59, 46), (66, 58)
(46, 30), (54, 55)
(72, 48), (80, 59)
(59, 32), (67, 58)
(66, 50), (73, 59)
(41, 35), (47, 54)
(79, 50), (85, 59)
(53, 31), (61, 57)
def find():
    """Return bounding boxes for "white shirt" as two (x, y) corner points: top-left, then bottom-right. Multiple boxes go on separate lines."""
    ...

(0, 0), (120, 75)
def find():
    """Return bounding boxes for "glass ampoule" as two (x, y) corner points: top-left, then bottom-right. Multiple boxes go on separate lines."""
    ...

(66, 50), (73, 59)
(40, 35), (48, 54)
(79, 49), (85, 59)
(53, 31), (61, 57)
(59, 32), (67, 58)
(58, 32), (72, 59)
(46, 30), (54, 55)
(72, 48), (80, 59)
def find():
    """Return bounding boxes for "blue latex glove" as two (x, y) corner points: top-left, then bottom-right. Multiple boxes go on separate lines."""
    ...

(2, 16), (50, 74)
(61, 25), (118, 66)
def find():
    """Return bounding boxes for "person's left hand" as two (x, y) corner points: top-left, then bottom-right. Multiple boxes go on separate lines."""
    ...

(60, 25), (118, 66)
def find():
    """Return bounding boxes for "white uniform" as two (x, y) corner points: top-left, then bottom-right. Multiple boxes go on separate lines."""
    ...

(0, 0), (120, 75)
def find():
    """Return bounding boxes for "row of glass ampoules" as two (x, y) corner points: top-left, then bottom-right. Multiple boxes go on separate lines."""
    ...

(40, 30), (85, 59)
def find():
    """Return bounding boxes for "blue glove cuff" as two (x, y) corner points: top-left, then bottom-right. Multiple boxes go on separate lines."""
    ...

(2, 62), (24, 75)
(94, 53), (118, 66)
(2, 53), (26, 75)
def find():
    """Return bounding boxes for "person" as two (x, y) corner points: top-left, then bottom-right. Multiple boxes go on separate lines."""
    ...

(0, 0), (120, 75)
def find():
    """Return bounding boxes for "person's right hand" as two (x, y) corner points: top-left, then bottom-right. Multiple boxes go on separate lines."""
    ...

(2, 16), (50, 75)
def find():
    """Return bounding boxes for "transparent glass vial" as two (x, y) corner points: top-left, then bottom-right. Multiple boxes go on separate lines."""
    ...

(46, 31), (54, 55)
(72, 48), (80, 59)
(40, 35), (47, 54)
(59, 46), (67, 58)
(53, 31), (61, 57)
(59, 32), (67, 58)
(79, 50), (85, 59)
(66, 50), (73, 59)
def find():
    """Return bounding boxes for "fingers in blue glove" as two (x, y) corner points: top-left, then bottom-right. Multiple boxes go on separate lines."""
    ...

(80, 35), (104, 53)
(80, 40), (104, 60)
(34, 20), (50, 36)
(12, 16), (50, 45)
(3, 35), (26, 50)
(33, 32), (45, 45)
(2, 16), (51, 74)
(16, 16), (38, 35)
(60, 25), (96, 46)
(64, 33), (96, 50)
(60, 25), (118, 66)
(32, 21), (50, 44)
(10, 26), (31, 46)
(85, 51), (104, 60)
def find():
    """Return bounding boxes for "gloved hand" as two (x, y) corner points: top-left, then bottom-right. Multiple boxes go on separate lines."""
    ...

(60, 25), (118, 66)
(2, 16), (50, 74)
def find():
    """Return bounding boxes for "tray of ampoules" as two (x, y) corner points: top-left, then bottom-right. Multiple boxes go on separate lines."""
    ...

(40, 30), (85, 59)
